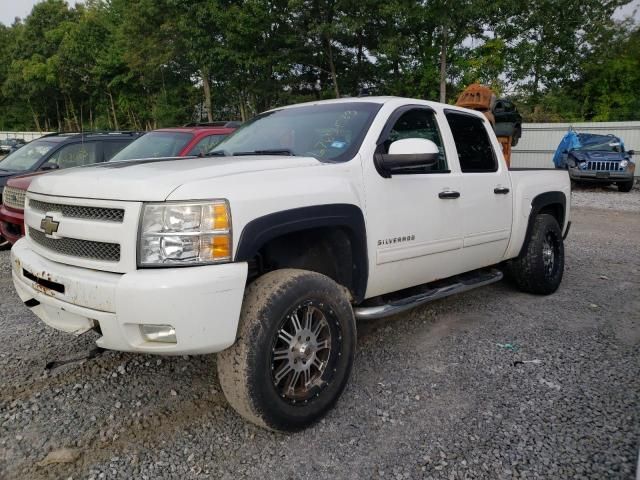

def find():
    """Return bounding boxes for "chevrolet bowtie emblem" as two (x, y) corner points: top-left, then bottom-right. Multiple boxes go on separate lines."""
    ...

(40, 216), (60, 236)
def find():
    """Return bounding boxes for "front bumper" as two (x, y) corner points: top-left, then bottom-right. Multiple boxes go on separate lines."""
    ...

(0, 204), (25, 245)
(11, 239), (248, 355)
(569, 167), (634, 183)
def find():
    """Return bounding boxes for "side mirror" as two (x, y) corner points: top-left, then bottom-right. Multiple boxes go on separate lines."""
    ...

(628, 150), (635, 156)
(375, 138), (439, 177)
(39, 162), (59, 171)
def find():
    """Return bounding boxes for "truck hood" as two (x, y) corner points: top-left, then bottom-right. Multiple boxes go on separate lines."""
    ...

(29, 155), (321, 201)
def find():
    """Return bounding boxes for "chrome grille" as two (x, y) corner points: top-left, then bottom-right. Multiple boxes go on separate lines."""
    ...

(29, 199), (124, 222)
(2, 187), (26, 210)
(29, 227), (121, 262)
(585, 161), (623, 172)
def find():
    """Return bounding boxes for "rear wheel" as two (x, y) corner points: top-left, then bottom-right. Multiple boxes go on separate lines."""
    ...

(618, 179), (634, 192)
(217, 269), (356, 431)
(508, 214), (564, 295)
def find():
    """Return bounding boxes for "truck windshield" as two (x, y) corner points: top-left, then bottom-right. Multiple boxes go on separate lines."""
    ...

(208, 102), (382, 162)
(110, 131), (193, 161)
(0, 141), (56, 171)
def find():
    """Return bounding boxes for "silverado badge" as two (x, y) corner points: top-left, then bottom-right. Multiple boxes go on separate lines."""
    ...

(40, 216), (60, 236)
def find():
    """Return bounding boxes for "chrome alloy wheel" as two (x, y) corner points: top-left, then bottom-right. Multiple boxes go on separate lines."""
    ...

(542, 232), (557, 277)
(270, 302), (337, 403)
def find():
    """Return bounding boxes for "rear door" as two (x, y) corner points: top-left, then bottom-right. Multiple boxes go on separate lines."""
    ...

(444, 111), (512, 268)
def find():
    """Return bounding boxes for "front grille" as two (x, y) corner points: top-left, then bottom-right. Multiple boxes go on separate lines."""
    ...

(585, 161), (623, 172)
(2, 187), (26, 210)
(29, 227), (121, 262)
(29, 199), (124, 222)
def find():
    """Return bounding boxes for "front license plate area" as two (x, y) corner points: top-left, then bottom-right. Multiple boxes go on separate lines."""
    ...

(23, 268), (66, 294)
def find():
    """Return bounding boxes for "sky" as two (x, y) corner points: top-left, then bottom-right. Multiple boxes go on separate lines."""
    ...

(0, 0), (638, 26)
(0, 0), (80, 26)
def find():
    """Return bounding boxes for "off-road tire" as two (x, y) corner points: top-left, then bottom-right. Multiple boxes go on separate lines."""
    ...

(217, 269), (356, 431)
(508, 214), (564, 295)
(618, 179), (634, 193)
(0, 235), (10, 251)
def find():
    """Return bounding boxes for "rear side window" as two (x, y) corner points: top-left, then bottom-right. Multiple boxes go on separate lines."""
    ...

(445, 112), (497, 173)
(49, 142), (98, 169)
(102, 140), (133, 161)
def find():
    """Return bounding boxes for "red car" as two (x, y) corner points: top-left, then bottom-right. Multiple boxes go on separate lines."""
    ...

(109, 122), (238, 162)
(0, 123), (238, 246)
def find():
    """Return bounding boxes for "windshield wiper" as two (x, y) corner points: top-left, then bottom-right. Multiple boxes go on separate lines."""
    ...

(233, 149), (295, 156)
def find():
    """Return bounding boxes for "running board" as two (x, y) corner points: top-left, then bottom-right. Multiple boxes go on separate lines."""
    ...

(354, 269), (503, 320)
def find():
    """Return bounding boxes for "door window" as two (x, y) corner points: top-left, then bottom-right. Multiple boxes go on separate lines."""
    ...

(49, 142), (98, 169)
(380, 108), (448, 172)
(445, 112), (497, 173)
(188, 134), (228, 156)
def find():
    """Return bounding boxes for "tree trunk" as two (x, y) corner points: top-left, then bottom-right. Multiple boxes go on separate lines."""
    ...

(64, 96), (73, 131)
(55, 99), (62, 131)
(69, 97), (80, 131)
(202, 68), (213, 123)
(30, 104), (41, 132)
(107, 90), (119, 130)
(439, 24), (448, 103)
(325, 37), (340, 98)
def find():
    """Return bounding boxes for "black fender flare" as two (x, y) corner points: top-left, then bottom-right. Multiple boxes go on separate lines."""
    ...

(518, 191), (567, 257)
(235, 204), (368, 302)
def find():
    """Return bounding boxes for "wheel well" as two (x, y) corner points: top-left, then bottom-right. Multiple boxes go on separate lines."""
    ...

(538, 204), (564, 228)
(248, 227), (364, 302)
(517, 192), (567, 258)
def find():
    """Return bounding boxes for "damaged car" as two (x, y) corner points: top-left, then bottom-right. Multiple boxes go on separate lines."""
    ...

(554, 131), (636, 192)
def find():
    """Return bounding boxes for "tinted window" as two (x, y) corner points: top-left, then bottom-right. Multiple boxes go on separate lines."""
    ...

(0, 140), (57, 171)
(110, 131), (193, 161)
(103, 140), (134, 160)
(49, 142), (98, 169)
(189, 134), (227, 156)
(382, 108), (447, 172)
(445, 112), (497, 173)
(211, 102), (381, 162)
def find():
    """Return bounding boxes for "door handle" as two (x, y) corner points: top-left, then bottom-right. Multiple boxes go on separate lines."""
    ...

(439, 191), (460, 199)
(494, 187), (510, 194)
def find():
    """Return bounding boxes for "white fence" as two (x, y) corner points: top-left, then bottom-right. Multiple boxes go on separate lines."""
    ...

(512, 121), (640, 176)
(0, 131), (52, 142)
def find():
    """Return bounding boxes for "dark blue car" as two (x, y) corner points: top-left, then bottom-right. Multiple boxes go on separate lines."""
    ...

(554, 132), (635, 192)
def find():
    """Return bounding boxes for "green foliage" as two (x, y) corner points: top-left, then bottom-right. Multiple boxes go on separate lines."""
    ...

(0, 0), (637, 131)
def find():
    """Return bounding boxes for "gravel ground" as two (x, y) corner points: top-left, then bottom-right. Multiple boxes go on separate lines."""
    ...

(571, 180), (640, 212)
(1, 187), (639, 479)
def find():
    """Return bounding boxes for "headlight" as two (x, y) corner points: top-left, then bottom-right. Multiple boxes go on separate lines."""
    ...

(139, 200), (232, 266)
(620, 160), (629, 169)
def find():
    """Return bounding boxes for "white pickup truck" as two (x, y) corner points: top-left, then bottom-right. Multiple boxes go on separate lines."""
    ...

(10, 97), (570, 431)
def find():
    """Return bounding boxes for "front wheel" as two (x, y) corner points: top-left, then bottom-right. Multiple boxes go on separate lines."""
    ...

(0, 235), (10, 251)
(217, 269), (356, 431)
(507, 214), (564, 295)
(618, 179), (634, 192)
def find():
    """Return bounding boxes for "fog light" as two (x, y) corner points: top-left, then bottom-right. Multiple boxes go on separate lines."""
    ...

(140, 324), (177, 343)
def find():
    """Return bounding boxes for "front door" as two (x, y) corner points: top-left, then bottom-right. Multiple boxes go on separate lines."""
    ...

(362, 107), (466, 298)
